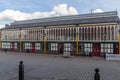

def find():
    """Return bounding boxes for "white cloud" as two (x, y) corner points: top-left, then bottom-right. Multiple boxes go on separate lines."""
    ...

(93, 9), (104, 13)
(0, 24), (5, 29)
(0, 4), (78, 21)
(53, 4), (78, 16)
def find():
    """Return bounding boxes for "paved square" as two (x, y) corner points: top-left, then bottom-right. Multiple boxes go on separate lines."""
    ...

(0, 51), (120, 80)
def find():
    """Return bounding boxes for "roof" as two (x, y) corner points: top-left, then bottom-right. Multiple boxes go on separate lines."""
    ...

(8, 11), (119, 29)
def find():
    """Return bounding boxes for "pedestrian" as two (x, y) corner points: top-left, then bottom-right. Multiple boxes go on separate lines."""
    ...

(5, 46), (7, 52)
(60, 47), (63, 54)
(86, 50), (89, 56)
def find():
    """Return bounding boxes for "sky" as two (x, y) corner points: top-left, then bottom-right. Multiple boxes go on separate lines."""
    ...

(0, 0), (120, 28)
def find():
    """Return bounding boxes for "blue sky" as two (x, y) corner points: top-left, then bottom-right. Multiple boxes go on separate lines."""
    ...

(0, 0), (119, 28)
(0, 0), (119, 13)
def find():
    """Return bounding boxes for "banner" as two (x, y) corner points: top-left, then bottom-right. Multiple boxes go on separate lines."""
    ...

(106, 54), (120, 61)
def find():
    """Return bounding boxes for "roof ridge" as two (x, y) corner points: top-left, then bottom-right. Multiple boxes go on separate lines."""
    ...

(12, 11), (118, 25)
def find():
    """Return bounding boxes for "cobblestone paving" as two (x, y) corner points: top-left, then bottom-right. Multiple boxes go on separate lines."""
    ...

(0, 51), (120, 80)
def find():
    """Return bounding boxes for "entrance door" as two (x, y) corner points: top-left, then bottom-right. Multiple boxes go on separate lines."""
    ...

(11, 42), (14, 51)
(58, 43), (64, 54)
(93, 43), (100, 56)
(114, 44), (119, 54)
(32, 43), (35, 53)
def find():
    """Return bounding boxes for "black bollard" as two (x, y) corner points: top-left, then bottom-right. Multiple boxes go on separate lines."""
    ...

(94, 68), (100, 80)
(19, 61), (24, 80)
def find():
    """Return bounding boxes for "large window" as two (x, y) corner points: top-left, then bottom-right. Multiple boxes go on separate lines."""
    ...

(14, 43), (18, 49)
(79, 43), (84, 52)
(1, 30), (20, 41)
(35, 43), (41, 50)
(50, 43), (58, 51)
(24, 43), (32, 50)
(64, 43), (71, 52)
(84, 43), (92, 52)
(101, 43), (113, 53)
(2, 43), (11, 49)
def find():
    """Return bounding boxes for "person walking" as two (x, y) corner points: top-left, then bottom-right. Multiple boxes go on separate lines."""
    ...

(86, 50), (89, 56)
(60, 46), (63, 54)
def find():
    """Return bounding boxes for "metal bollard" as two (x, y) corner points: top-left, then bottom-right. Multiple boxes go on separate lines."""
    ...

(94, 68), (100, 80)
(19, 61), (24, 80)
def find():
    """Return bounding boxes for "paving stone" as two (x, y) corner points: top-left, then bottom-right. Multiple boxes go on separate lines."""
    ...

(0, 51), (120, 80)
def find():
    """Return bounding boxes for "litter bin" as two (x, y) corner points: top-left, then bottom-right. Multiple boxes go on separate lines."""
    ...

(26, 49), (29, 53)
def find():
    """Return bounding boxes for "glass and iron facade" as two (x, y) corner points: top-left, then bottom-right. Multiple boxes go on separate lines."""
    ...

(0, 11), (120, 56)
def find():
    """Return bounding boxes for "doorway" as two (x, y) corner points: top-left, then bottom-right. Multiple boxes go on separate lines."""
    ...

(32, 43), (35, 53)
(11, 42), (14, 51)
(93, 43), (100, 56)
(58, 43), (64, 54)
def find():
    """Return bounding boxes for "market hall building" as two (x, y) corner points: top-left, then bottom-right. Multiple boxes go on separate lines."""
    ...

(1, 11), (120, 56)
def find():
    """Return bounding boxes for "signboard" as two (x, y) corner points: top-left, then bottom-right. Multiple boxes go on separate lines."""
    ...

(106, 54), (120, 61)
